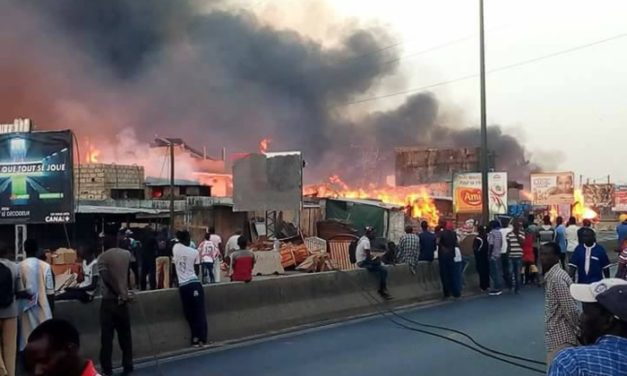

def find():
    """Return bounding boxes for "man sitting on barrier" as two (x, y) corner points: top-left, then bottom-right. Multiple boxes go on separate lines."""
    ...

(356, 227), (392, 300)
(56, 244), (100, 303)
(230, 236), (255, 283)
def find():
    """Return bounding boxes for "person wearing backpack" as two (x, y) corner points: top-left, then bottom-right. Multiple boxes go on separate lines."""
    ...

(473, 225), (490, 292)
(354, 226), (391, 300)
(0, 242), (28, 376)
(537, 216), (556, 273)
(155, 227), (172, 289)
(522, 223), (539, 285)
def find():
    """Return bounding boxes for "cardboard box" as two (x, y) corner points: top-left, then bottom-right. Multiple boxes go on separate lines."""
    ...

(53, 248), (77, 265)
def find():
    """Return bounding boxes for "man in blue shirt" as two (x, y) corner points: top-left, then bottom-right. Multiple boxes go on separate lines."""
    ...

(548, 278), (627, 375)
(555, 216), (567, 268)
(617, 214), (627, 251)
(418, 221), (436, 262)
(568, 228), (610, 284)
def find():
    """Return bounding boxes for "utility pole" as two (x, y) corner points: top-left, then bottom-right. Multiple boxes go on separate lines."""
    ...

(169, 140), (175, 234)
(479, 0), (490, 225)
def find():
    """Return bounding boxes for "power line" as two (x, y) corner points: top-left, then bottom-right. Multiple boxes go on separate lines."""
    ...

(378, 24), (511, 68)
(377, 34), (477, 68)
(309, 26), (509, 74)
(337, 31), (627, 107)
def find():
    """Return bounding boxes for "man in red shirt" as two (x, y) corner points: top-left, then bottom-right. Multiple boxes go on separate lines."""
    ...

(24, 319), (102, 376)
(230, 236), (256, 283)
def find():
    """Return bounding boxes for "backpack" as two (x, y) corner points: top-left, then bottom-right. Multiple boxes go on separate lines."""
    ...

(158, 239), (167, 251)
(0, 263), (14, 309)
(382, 242), (397, 265)
(538, 227), (556, 244)
(474, 237), (484, 252)
(348, 239), (358, 264)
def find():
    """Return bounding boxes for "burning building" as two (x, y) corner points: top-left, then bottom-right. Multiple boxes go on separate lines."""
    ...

(148, 138), (232, 197)
(75, 164), (145, 200)
(395, 147), (483, 186)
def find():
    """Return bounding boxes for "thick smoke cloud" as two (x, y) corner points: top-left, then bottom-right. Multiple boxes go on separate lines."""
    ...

(0, 0), (539, 184)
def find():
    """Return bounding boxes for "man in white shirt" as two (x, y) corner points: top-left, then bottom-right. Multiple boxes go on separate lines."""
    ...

(209, 227), (223, 283)
(57, 245), (100, 303)
(355, 226), (391, 300)
(209, 227), (222, 254)
(198, 233), (219, 284)
(225, 231), (242, 260)
(499, 218), (513, 290)
(173, 231), (208, 348)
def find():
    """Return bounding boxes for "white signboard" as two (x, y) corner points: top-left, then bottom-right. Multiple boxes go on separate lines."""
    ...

(530, 172), (575, 205)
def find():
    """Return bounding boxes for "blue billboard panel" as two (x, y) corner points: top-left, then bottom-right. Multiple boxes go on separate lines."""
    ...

(0, 130), (74, 224)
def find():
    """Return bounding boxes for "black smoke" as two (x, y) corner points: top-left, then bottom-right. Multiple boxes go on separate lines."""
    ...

(0, 0), (540, 184)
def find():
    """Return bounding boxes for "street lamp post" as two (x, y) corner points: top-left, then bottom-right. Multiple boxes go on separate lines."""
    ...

(480, 0), (490, 225)
(169, 140), (175, 234)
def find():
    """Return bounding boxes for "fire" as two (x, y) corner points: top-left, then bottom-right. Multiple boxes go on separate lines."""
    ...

(259, 138), (271, 154)
(572, 188), (599, 222)
(85, 140), (100, 164)
(520, 190), (533, 201)
(304, 175), (441, 227)
(549, 205), (559, 224)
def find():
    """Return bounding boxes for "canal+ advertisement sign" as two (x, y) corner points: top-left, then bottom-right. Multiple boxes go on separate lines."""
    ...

(0, 119), (74, 224)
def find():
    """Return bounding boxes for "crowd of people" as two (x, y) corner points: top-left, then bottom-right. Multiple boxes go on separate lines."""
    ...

(0, 225), (255, 376)
(386, 213), (627, 375)
(1, 214), (626, 375)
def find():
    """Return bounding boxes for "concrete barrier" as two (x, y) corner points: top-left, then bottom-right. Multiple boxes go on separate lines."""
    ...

(54, 260), (480, 365)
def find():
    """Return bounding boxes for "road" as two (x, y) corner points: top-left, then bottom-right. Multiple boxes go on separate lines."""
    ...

(136, 287), (549, 376)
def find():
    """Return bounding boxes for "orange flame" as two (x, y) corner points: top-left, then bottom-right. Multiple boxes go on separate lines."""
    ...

(572, 188), (599, 222)
(259, 138), (271, 154)
(304, 175), (440, 227)
(85, 140), (100, 164)
(520, 190), (533, 201)
(549, 206), (559, 224)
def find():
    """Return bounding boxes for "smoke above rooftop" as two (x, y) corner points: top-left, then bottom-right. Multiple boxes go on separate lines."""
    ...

(0, 0), (544, 183)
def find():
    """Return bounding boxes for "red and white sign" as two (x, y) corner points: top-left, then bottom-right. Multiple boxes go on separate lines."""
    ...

(614, 185), (627, 212)
(453, 172), (508, 214)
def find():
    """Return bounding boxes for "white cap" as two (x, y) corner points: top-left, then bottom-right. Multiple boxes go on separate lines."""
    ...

(570, 279), (627, 303)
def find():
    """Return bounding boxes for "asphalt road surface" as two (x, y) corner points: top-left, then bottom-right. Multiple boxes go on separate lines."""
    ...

(136, 287), (549, 376)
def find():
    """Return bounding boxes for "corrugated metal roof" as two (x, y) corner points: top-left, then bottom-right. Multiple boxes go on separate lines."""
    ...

(326, 198), (405, 211)
(144, 177), (204, 186)
(77, 205), (169, 215)
(265, 151), (302, 158)
(186, 196), (234, 207)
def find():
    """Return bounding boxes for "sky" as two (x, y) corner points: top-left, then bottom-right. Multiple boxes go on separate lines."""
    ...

(247, 0), (627, 184)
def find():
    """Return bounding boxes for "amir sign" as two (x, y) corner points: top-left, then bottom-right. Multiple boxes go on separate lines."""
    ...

(453, 172), (508, 215)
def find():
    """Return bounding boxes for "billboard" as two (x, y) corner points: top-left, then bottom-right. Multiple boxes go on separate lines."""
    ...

(0, 130), (74, 224)
(530, 172), (575, 205)
(615, 185), (627, 212)
(453, 172), (508, 214)
(233, 152), (302, 212)
(583, 184), (615, 209)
